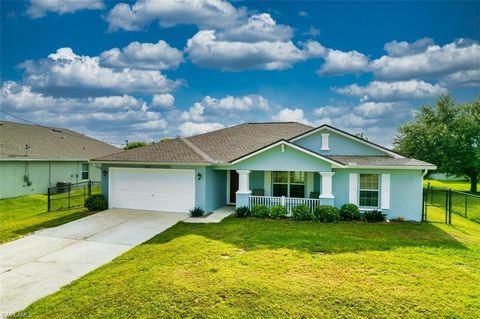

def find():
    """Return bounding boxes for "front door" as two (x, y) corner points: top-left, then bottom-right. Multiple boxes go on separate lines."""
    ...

(229, 170), (239, 204)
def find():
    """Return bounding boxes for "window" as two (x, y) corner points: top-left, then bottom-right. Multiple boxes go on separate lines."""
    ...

(272, 171), (305, 198)
(359, 174), (379, 208)
(81, 163), (89, 180)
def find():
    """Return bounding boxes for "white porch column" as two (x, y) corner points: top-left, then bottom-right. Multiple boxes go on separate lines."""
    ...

(319, 172), (335, 205)
(236, 170), (251, 208)
(236, 170), (251, 193)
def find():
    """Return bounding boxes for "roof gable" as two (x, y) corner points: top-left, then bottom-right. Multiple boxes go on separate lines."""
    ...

(290, 124), (404, 158)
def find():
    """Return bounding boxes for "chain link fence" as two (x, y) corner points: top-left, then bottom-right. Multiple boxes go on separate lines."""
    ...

(48, 181), (101, 212)
(423, 185), (480, 224)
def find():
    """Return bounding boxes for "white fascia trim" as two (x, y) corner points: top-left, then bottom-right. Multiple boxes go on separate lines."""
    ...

(91, 160), (211, 166)
(343, 165), (437, 170)
(229, 140), (345, 168)
(290, 125), (405, 159)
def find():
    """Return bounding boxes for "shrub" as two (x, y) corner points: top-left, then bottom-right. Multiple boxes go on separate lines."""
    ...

(270, 205), (288, 219)
(189, 207), (204, 217)
(84, 194), (107, 211)
(339, 203), (361, 221)
(251, 205), (270, 218)
(313, 205), (340, 223)
(235, 206), (250, 218)
(363, 210), (387, 222)
(291, 204), (313, 221)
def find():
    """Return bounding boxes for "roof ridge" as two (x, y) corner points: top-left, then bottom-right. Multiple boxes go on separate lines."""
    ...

(179, 138), (216, 163)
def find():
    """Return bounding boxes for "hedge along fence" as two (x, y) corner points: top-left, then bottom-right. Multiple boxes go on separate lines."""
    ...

(423, 185), (480, 224)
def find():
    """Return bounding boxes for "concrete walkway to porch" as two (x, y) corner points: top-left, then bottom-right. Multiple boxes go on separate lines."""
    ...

(184, 206), (235, 223)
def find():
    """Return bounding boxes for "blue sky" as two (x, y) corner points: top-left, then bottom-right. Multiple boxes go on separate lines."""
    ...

(1, 0), (479, 147)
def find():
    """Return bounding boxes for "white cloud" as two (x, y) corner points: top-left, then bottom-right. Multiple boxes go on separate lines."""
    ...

(272, 108), (312, 125)
(298, 11), (309, 17)
(151, 94), (175, 109)
(100, 40), (184, 70)
(179, 121), (224, 136)
(302, 26), (321, 37)
(318, 49), (369, 75)
(217, 13), (293, 42)
(370, 38), (480, 80)
(199, 94), (270, 111)
(439, 69), (480, 88)
(383, 37), (435, 57)
(106, 0), (246, 32)
(313, 105), (349, 118)
(180, 103), (205, 122)
(333, 80), (447, 101)
(185, 30), (322, 71)
(355, 102), (400, 118)
(19, 48), (183, 96)
(26, 0), (104, 18)
(0, 81), (173, 144)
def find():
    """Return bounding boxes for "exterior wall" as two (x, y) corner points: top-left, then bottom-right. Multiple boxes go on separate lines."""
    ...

(332, 169), (423, 221)
(100, 164), (224, 212)
(228, 144), (333, 172)
(0, 161), (101, 199)
(204, 167), (227, 212)
(293, 129), (386, 156)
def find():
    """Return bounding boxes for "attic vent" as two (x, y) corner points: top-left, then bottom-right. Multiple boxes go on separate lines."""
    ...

(52, 128), (62, 133)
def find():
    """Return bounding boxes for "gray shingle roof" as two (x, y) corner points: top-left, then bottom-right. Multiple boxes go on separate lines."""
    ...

(92, 122), (435, 168)
(327, 155), (435, 167)
(95, 122), (313, 163)
(94, 138), (210, 163)
(0, 121), (119, 160)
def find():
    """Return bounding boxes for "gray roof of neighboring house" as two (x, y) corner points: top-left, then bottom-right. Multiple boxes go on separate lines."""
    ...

(327, 155), (435, 167)
(0, 121), (120, 160)
(95, 122), (313, 163)
(93, 122), (435, 168)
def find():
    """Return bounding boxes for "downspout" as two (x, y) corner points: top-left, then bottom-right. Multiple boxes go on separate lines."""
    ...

(422, 169), (428, 177)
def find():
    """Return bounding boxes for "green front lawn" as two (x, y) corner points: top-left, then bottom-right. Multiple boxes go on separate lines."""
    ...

(0, 194), (94, 243)
(21, 213), (480, 318)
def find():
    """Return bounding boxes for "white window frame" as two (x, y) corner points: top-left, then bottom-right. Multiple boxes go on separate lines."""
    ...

(358, 174), (380, 209)
(81, 163), (89, 180)
(272, 171), (305, 198)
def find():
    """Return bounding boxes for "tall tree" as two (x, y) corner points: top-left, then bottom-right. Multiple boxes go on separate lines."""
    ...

(394, 95), (480, 192)
(123, 141), (147, 150)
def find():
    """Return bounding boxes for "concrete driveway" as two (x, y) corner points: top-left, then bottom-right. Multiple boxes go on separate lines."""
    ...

(0, 209), (186, 315)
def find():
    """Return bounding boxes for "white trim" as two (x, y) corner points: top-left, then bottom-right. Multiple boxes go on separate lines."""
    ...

(321, 133), (330, 151)
(229, 140), (345, 168)
(92, 160), (211, 166)
(344, 165), (437, 170)
(264, 171), (272, 196)
(348, 173), (359, 205)
(381, 174), (390, 209)
(290, 125), (404, 158)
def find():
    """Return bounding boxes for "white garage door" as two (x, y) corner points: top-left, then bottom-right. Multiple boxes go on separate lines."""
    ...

(109, 168), (195, 213)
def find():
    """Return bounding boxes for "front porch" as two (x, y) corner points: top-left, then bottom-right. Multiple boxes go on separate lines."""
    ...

(227, 169), (335, 212)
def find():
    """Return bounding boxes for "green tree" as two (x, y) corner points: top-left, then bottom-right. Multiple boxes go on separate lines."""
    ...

(394, 95), (480, 192)
(123, 141), (147, 150)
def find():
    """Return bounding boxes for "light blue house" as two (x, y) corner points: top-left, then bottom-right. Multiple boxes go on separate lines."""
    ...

(93, 122), (436, 221)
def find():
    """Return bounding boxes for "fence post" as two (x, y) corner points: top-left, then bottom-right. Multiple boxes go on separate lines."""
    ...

(445, 189), (448, 223)
(281, 196), (285, 206)
(47, 187), (51, 212)
(68, 187), (71, 210)
(448, 189), (452, 225)
(422, 188), (425, 221)
(88, 180), (92, 195)
(465, 195), (468, 218)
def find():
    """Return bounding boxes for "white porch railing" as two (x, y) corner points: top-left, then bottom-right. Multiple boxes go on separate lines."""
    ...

(249, 195), (321, 213)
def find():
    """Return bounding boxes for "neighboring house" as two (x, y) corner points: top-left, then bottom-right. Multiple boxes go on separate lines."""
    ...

(93, 122), (436, 221)
(0, 121), (120, 199)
